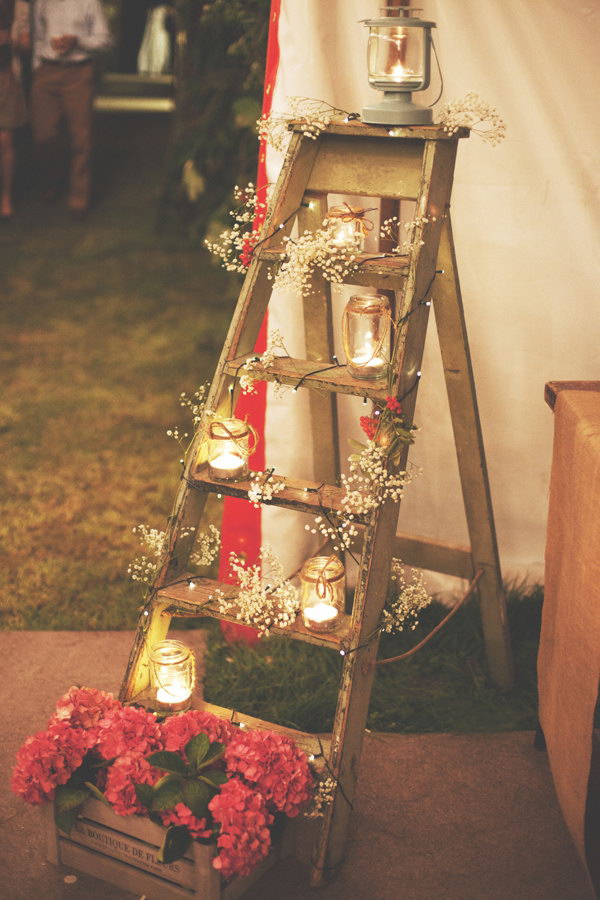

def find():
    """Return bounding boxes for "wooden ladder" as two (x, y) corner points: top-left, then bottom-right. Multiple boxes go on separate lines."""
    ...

(119, 120), (513, 886)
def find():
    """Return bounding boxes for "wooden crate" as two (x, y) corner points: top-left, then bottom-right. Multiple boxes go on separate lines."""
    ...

(44, 798), (292, 900)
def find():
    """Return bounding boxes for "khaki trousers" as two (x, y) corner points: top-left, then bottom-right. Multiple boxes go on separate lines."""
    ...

(31, 62), (94, 211)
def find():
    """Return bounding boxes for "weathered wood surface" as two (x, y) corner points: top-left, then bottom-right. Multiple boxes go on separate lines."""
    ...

(156, 574), (352, 651)
(433, 217), (513, 689)
(224, 353), (389, 401)
(192, 467), (369, 524)
(46, 796), (294, 900)
(545, 380), (600, 410)
(290, 118), (470, 142)
(310, 136), (463, 886)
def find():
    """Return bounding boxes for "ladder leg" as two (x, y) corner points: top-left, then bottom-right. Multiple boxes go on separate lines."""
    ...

(433, 216), (514, 688)
(298, 192), (340, 485)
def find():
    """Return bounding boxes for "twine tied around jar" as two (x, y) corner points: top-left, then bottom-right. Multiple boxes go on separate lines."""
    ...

(208, 417), (259, 459)
(315, 555), (343, 601)
(326, 203), (377, 236)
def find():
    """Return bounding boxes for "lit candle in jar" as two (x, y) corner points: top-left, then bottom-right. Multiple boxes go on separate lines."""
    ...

(149, 640), (195, 713)
(156, 683), (192, 706)
(300, 556), (345, 633)
(208, 417), (254, 481)
(343, 294), (390, 380)
(304, 602), (339, 627)
(331, 220), (363, 250)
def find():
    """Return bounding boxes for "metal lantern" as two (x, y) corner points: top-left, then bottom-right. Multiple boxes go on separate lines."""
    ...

(361, 8), (436, 125)
(300, 556), (345, 633)
(149, 639), (195, 712)
(208, 417), (254, 481)
(342, 293), (390, 380)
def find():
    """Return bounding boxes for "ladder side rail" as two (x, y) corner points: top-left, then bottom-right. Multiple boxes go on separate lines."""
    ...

(121, 134), (323, 702)
(311, 137), (460, 884)
(433, 217), (514, 687)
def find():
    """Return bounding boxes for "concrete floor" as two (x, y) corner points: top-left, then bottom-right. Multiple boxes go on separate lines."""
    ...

(0, 631), (592, 900)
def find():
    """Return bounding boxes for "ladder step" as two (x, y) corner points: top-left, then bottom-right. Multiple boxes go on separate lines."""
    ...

(157, 576), (352, 651)
(259, 247), (409, 291)
(191, 468), (370, 526)
(225, 353), (389, 400)
(196, 700), (330, 765)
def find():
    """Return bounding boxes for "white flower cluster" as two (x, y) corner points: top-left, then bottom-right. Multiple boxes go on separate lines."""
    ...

(128, 522), (217, 585)
(381, 560), (432, 633)
(273, 220), (361, 297)
(257, 96), (334, 154)
(211, 546), (299, 637)
(304, 514), (358, 554)
(189, 524), (221, 568)
(179, 383), (210, 427)
(304, 774), (336, 819)
(128, 524), (168, 583)
(204, 183), (267, 273)
(439, 92), (506, 146)
(248, 470), (286, 508)
(341, 442), (413, 517)
(239, 329), (289, 396)
(380, 214), (436, 255)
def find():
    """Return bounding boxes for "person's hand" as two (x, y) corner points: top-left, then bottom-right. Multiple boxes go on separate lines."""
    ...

(51, 34), (78, 55)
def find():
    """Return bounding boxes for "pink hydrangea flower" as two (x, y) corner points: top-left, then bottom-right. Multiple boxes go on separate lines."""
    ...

(11, 722), (89, 805)
(96, 706), (162, 760)
(161, 802), (212, 840)
(48, 685), (120, 749)
(225, 730), (313, 816)
(209, 778), (273, 879)
(103, 753), (161, 817)
(160, 709), (234, 755)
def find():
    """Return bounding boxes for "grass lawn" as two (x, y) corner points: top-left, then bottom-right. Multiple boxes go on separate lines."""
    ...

(0, 114), (237, 629)
(0, 113), (542, 732)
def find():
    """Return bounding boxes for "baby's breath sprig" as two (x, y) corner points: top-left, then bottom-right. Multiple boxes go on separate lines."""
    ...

(211, 546), (299, 637)
(167, 382), (212, 459)
(304, 774), (336, 819)
(205, 182), (268, 273)
(438, 92), (506, 145)
(379, 214), (437, 256)
(248, 469), (286, 508)
(127, 523), (219, 588)
(272, 219), (362, 297)
(189, 524), (221, 568)
(258, 97), (356, 154)
(239, 329), (291, 396)
(381, 560), (432, 634)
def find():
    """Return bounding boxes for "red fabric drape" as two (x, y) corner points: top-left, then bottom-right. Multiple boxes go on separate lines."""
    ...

(218, 0), (281, 644)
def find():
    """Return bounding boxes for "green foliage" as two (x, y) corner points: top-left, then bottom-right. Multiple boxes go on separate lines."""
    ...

(133, 736), (227, 862)
(203, 587), (543, 734)
(164, 0), (271, 236)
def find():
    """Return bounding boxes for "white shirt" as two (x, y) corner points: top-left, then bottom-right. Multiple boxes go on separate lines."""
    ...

(33, 0), (111, 68)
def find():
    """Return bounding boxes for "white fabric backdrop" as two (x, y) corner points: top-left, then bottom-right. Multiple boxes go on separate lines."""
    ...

(262, 0), (600, 587)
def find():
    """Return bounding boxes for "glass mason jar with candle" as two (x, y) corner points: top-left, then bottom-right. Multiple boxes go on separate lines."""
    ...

(300, 556), (345, 633)
(208, 417), (253, 481)
(342, 293), (390, 380)
(149, 639), (195, 712)
(326, 207), (366, 252)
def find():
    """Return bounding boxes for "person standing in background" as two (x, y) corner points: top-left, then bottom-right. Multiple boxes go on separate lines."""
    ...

(0, 0), (29, 220)
(32, 0), (111, 219)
